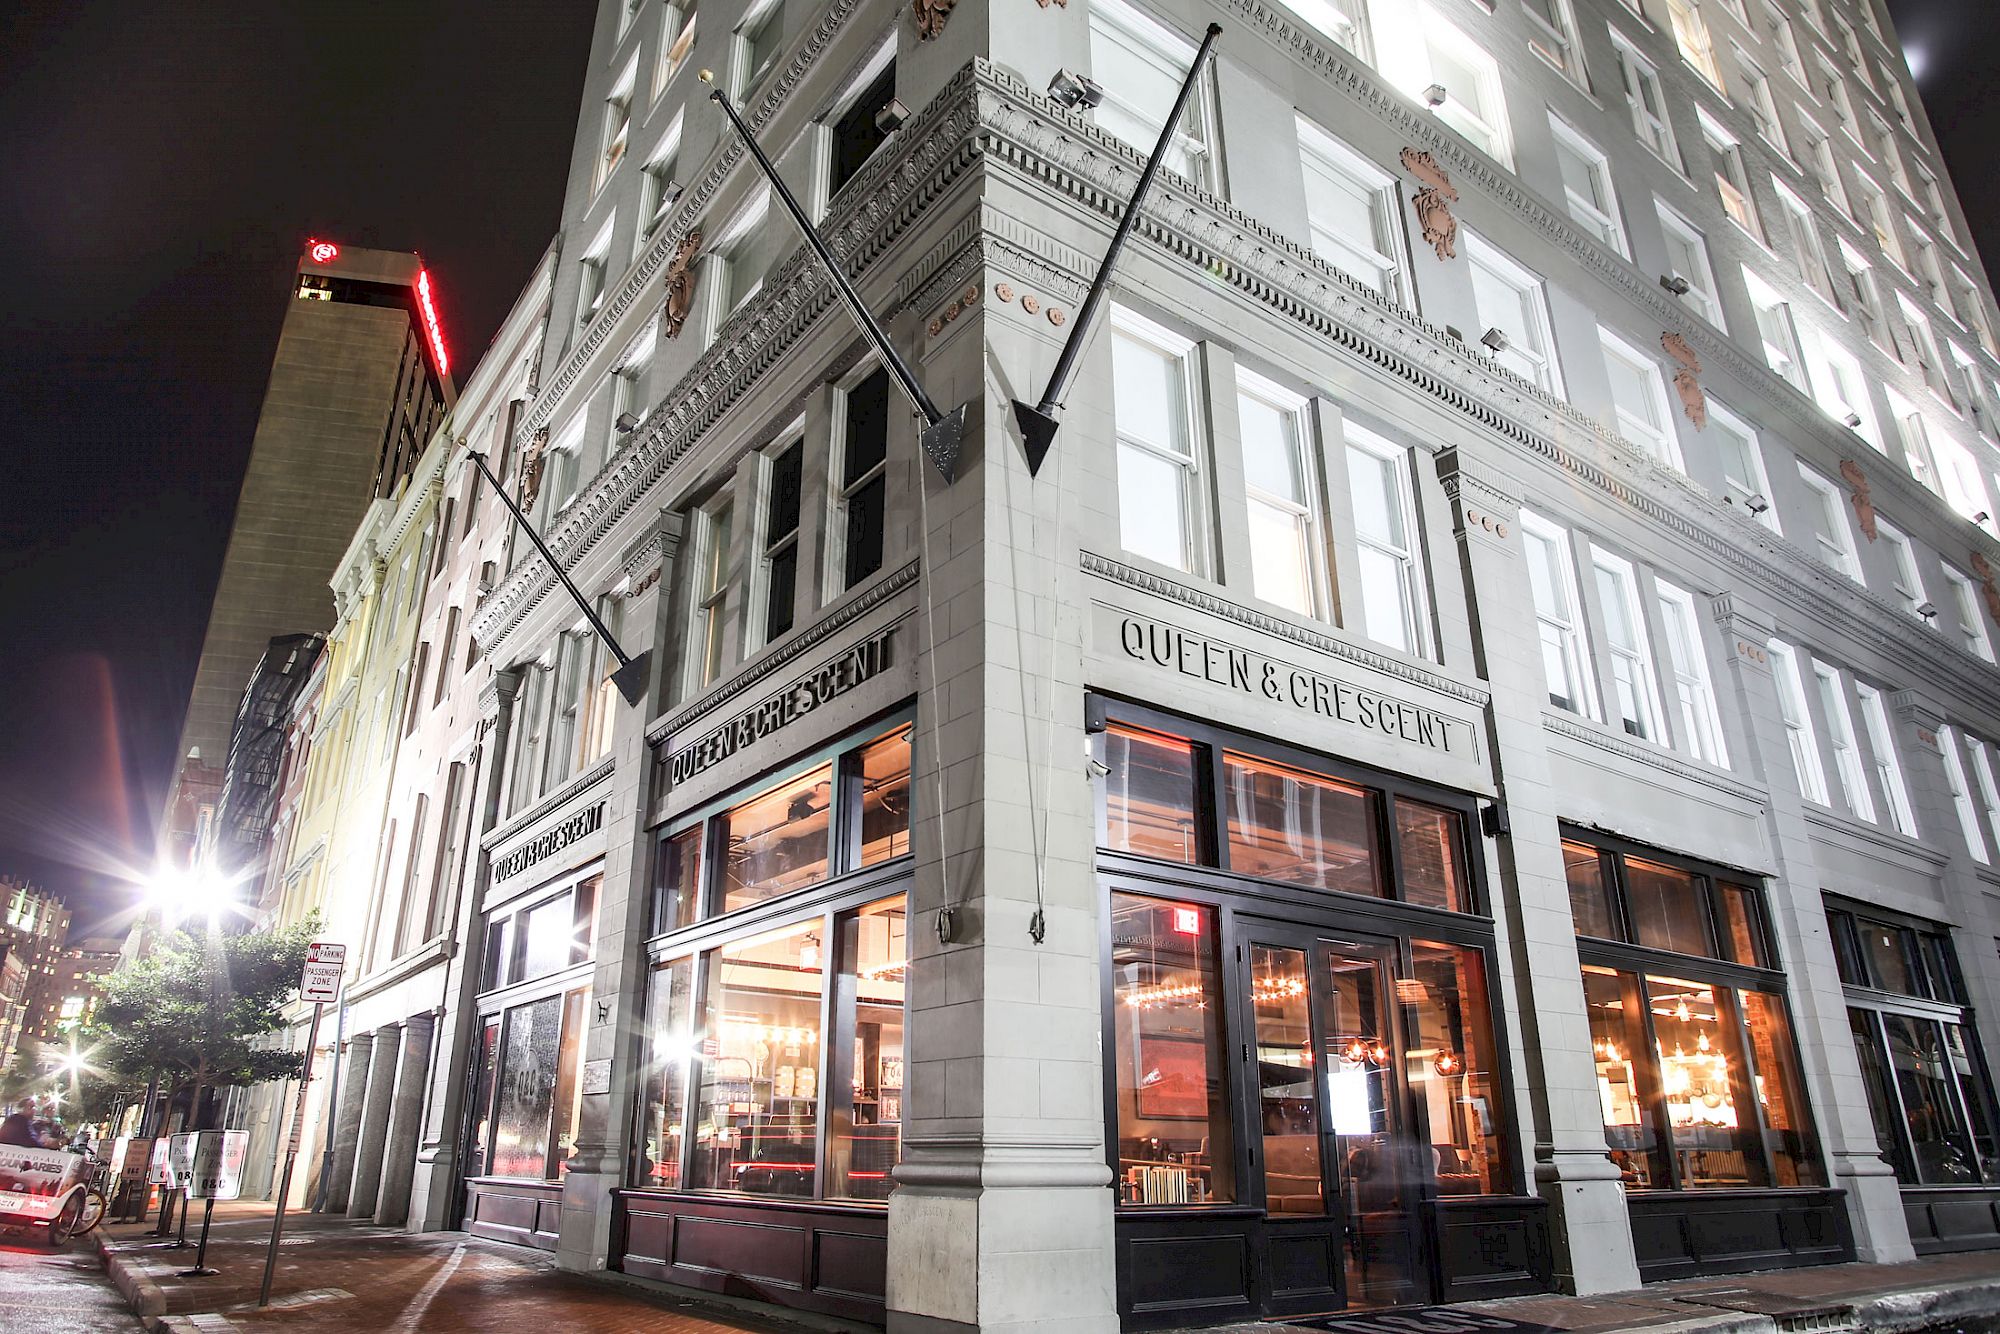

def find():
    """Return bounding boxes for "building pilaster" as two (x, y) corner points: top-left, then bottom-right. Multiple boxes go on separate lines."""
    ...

(373, 1010), (435, 1225)
(324, 1029), (374, 1212)
(347, 1021), (403, 1219)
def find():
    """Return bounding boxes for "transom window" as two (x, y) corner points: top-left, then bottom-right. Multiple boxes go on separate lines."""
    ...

(1111, 308), (1204, 574)
(1089, 0), (1217, 187)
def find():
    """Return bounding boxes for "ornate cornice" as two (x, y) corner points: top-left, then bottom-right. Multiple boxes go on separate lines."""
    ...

(1081, 549), (1489, 707)
(646, 557), (921, 746)
(1541, 711), (1768, 806)
(481, 754), (615, 852)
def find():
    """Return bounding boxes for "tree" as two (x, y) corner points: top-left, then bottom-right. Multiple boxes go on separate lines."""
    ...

(80, 917), (317, 1130)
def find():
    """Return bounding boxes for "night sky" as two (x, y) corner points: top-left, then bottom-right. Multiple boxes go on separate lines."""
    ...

(0, 2), (1991, 935)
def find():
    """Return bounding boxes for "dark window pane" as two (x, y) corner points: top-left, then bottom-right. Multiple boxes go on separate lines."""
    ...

(765, 546), (797, 641)
(1582, 965), (1668, 1189)
(1564, 841), (1616, 939)
(1407, 942), (1508, 1194)
(828, 896), (907, 1200)
(655, 826), (703, 934)
(830, 63), (896, 196)
(1885, 1014), (1981, 1184)
(466, 1016), (501, 1178)
(1719, 884), (1770, 967)
(844, 369), (890, 485)
(843, 474), (886, 588)
(483, 914), (516, 990)
(1740, 990), (1825, 1186)
(637, 959), (694, 1190)
(1395, 799), (1467, 913)
(1648, 975), (1766, 1188)
(1944, 1022), (1998, 1182)
(1829, 911), (1869, 987)
(1112, 895), (1235, 1205)
(856, 724), (912, 865)
(1863, 922), (1919, 995)
(1104, 726), (1201, 863)
(767, 442), (803, 535)
(1625, 858), (1712, 957)
(1849, 1008), (1914, 1181)
(1922, 933), (1964, 1003)
(841, 369), (890, 590)
(719, 763), (834, 912)
(1223, 751), (1381, 897)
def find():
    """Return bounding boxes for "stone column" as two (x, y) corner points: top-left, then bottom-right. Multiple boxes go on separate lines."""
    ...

(324, 1029), (375, 1213)
(408, 668), (518, 1232)
(555, 513), (679, 1274)
(1435, 448), (1641, 1295)
(1710, 595), (1911, 1263)
(348, 1021), (403, 1219)
(373, 1011), (436, 1226)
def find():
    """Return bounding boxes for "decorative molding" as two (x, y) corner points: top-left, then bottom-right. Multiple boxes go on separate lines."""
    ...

(1081, 549), (1489, 706)
(518, 427), (549, 513)
(1662, 332), (1705, 428)
(660, 231), (705, 339)
(647, 558), (921, 746)
(1840, 459), (1878, 541)
(1973, 552), (2000, 622)
(1542, 711), (1768, 805)
(1436, 448), (1523, 518)
(1803, 805), (1947, 869)
(481, 755), (615, 853)
(1399, 148), (1459, 261)
(913, 0), (956, 40)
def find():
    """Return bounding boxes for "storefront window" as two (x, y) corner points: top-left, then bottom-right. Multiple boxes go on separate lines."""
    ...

(1626, 859), (1710, 958)
(855, 725), (912, 865)
(466, 1016), (501, 1178)
(718, 763), (833, 913)
(1648, 975), (1763, 1188)
(637, 959), (694, 1190)
(1719, 884), (1770, 968)
(655, 827), (702, 935)
(1565, 841), (1616, 939)
(827, 896), (906, 1200)
(1112, 894), (1235, 1205)
(1886, 1015), (1982, 1184)
(1850, 1008), (1915, 1178)
(484, 987), (590, 1180)
(1104, 725), (1200, 863)
(1407, 942), (1507, 1194)
(1396, 801), (1468, 913)
(1251, 943), (1322, 1216)
(686, 921), (825, 1195)
(484, 873), (600, 990)
(1223, 752), (1380, 898)
(1739, 990), (1825, 1186)
(1583, 966), (1668, 1189)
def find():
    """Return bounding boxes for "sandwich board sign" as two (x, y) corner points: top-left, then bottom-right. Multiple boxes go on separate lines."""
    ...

(187, 1130), (249, 1201)
(168, 1132), (198, 1190)
(300, 942), (345, 1005)
(147, 1135), (174, 1186)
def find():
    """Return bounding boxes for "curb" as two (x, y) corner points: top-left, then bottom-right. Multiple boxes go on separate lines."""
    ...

(1858, 1277), (2000, 1332)
(97, 1230), (170, 1331)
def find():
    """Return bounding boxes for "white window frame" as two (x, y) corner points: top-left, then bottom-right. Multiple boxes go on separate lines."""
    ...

(1236, 370), (1322, 618)
(1297, 117), (1410, 305)
(686, 495), (735, 694)
(637, 111), (686, 253)
(1874, 518), (1926, 617)
(1769, 638), (1830, 805)
(1888, 391), (1941, 494)
(655, 0), (699, 99)
(1667, 0), (1726, 91)
(1590, 548), (1666, 743)
(576, 221), (616, 328)
(1657, 580), (1729, 767)
(1110, 306), (1207, 575)
(1612, 33), (1681, 169)
(1812, 659), (1876, 823)
(1706, 398), (1779, 530)
(595, 58), (640, 194)
(1699, 110), (1759, 239)
(1856, 682), (1918, 837)
(1370, 2), (1514, 166)
(733, 0), (785, 95)
(1089, 0), (1221, 189)
(1520, 0), (1587, 86)
(1940, 726), (1992, 864)
(1521, 508), (1598, 719)
(1343, 422), (1429, 657)
(1599, 326), (1684, 470)
(1944, 565), (1995, 662)
(1745, 267), (1808, 391)
(1550, 114), (1627, 256)
(1803, 326), (1883, 450)
(1286, 0), (1372, 61)
(1774, 180), (1842, 310)
(1463, 232), (1564, 395)
(1656, 201), (1724, 328)
(705, 188), (774, 343)
(1971, 740), (2000, 860)
(1732, 44), (1788, 157)
(1796, 462), (1863, 581)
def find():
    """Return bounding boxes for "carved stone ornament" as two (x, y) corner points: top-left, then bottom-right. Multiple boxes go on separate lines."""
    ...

(1838, 459), (1878, 542)
(1399, 148), (1460, 261)
(913, 0), (956, 39)
(1034, 0), (1067, 7)
(661, 230), (704, 339)
(1973, 551), (2000, 621)
(518, 427), (550, 513)
(1661, 331), (1707, 428)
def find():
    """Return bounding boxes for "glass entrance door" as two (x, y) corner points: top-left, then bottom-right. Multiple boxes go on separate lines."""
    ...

(1243, 928), (1426, 1313)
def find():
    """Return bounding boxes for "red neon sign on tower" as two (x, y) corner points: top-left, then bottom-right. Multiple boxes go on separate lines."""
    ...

(416, 269), (450, 376)
(306, 239), (339, 264)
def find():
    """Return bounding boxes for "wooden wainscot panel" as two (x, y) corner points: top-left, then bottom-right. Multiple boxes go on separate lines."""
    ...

(613, 1193), (888, 1323)
(1904, 1187), (2000, 1255)
(1626, 1191), (1851, 1281)
(1435, 1197), (1553, 1302)
(465, 1179), (563, 1251)
(1116, 1211), (1259, 1328)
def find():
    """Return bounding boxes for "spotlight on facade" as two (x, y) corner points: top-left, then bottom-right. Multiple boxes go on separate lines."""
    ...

(1977, 511), (1992, 525)
(658, 181), (686, 211)
(1919, 601), (1940, 622)
(1047, 69), (1105, 110)
(1660, 274), (1692, 296)
(1745, 493), (1771, 515)
(1479, 327), (1510, 353)
(1424, 83), (1448, 108)
(615, 412), (642, 433)
(1843, 411), (1864, 429)
(874, 97), (910, 134)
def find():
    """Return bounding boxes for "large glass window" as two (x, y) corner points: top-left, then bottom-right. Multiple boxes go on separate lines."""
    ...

(1224, 752), (1382, 898)
(1599, 329), (1682, 469)
(1626, 859), (1710, 957)
(1345, 425), (1427, 657)
(637, 959), (695, 1189)
(1112, 311), (1202, 573)
(718, 763), (834, 912)
(1238, 373), (1319, 617)
(1565, 840), (1617, 940)
(855, 724), (912, 866)
(1104, 724), (1201, 863)
(1112, 894), (1235, 1204)
(828, 896), (906, 1200)
(1395, 800), (1467, 914)
(1586, 966), (1671, 1190)
(478, 987), (590, 1181)
(1407, 941), (1506, 1193)
(483, 874), (600, 990)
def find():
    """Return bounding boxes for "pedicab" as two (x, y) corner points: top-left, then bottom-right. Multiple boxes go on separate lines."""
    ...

(0, 1144), (104, 1246)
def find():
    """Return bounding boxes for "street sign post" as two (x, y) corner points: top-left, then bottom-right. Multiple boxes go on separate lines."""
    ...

(179, 1129), (247, 1276)
(258, 942), (343, 1305)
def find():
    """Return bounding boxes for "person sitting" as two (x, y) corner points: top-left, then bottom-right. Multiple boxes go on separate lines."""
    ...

(0, 1100), (45, 1148)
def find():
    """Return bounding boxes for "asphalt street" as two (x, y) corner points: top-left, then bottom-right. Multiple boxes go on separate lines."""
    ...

(0, 1229), (139, 1333)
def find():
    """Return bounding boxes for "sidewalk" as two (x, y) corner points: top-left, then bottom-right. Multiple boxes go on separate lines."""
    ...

(93, 1201), (2000, 1334)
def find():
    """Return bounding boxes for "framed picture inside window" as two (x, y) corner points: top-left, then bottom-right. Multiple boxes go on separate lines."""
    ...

(1136, 1033), (1211, 1120)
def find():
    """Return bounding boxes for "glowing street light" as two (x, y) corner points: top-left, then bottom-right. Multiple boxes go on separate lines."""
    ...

(143, 862), (239, 928)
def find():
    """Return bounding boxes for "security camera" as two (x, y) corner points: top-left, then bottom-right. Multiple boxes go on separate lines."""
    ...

(1661, 274), (1692, 296)
(874, 97), (910, 134)
(1424, 83), (1448, 108)
(1047, 69), (1105, 110)
(1480, 327), (1510, 353)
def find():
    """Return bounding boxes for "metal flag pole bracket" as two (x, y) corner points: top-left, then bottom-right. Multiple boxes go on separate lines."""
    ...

(705, 74), (970, 484)
(1012, 22), (1221, 477)
(466, 451), (650, 705)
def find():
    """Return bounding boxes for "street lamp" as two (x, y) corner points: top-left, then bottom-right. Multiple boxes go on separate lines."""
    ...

(143, 863), (238, 928)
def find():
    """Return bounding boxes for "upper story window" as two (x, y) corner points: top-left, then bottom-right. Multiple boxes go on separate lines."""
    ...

(1298, 117), (1408, 304)
(1111, 307), (1205, 574)
(1733, 46), (1789, 158)
(1706, 398), (1779, 527)
(1656, 580), (1728, 767)
(1888, 393), (1941, 494)
(1854, 683), (1918, 837)
(1939, 726), (1992, 863)
(1798, 117), (1852, 219)
(1376, 5), (1511, 165)
(1762, 1), (1808, 85)
(656, 1), (698, 98)
(1521, 0), (1587, 85)
(1935, 437), (1994, 528)
(1089, 0), (1217, 188)
(1236, 371), (1319, 617)
(508, 664), (550, 815)
(1464, 234), (1562, 394)
(1656, 203), (1723, 329)
(577, 223), (615, 327)
(1550, 114), (1627, 256)
(483, 874), (600, 993)
(1522, 508), (1597, 718)
(734, 0), (785, 96)
(1896, 293), (1952, 403)
(1796, 462), (1862, 581)
(1612, 35), (1680, 170)
(1591, 548), (1666, 742)
(1344, 423), (1428, 657)
(708, 189), (777, 339)
(1874, 517), (1926, 617)
(1943, 566), (1995, 663)
(833, 366), (891, 593)
(1744, 268), (1808, 391)
(638, 113), (686, 251)
(1667, 0), (1725, 91)
(1838, 241), (1893, 355)
(1804, 325), (1882, 449)
(1599, 327), (1684, 470)
(1699, 111), (1759, 238)
(827, 54), (897, 200)
(1968, 737), (2000, 860)
(1564, 835), (1770, 966)
(755, 439), (804, 648)
(1814, 53), (1860, 143)
(1287, 0), (1371, 59)
(1768, 637), (1829, 805)
(1857, 176), (1906, 270)
(596, 58), (640, 193)
(686, 496), (734, 694)
(1773, 182), (1843, 310)
(1812, 659), (1876, 822)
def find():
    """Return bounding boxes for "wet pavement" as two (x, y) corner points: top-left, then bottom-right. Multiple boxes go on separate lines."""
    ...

(0, 1225), (141, 1333)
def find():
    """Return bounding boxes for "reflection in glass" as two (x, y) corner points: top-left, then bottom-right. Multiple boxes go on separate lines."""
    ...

(1223, 752), (1380, 897)
(1648, 975), (1763, 1187)
(828, 896), (906, 1201)
(1583, 965), (1667, 1188)
(1944, 1024), (1996, 1181)
(1251, 944), (1323, 1216)
(687, 922), (826, 1195)
(1885, 1015), (1980, 1184)
(718, 763), (833, 912)
(1104, 726), (1200, 863)
(1111, 895), (1234, 1205)
(1564, 841), (1615, 939)
(1321, 945), (1414, 1308)
(638, 959), (695, 1190)
(1406, 942), (1506, 1194)
(655, 827), (702, 935)
(856, 726), (912, 865)
(1719, 884), (1768, 967)
(1739, 990), (1824, 1186)
(466, 1016), (501, 1178)
(1863, 922), (1918, 995)
(1625, 859), (1710, 957)
(487, 988), (589, 1180)
(1395, 800), (1466, 912)
(1849, 1008), (1914, 1179)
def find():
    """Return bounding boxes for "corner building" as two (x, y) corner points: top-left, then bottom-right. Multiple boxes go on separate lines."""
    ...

(451, 0), (2000, 1328)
